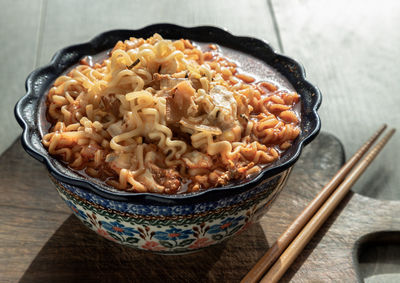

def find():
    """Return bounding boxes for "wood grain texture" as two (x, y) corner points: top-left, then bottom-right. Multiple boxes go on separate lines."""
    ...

(0, 0), (42, 155)
(0, 137), (70, 283)
(271, 0), (400, 201)
(37, 0), (278, 66)
(359, 234), (400, 283)
(1, 133), (399, 282)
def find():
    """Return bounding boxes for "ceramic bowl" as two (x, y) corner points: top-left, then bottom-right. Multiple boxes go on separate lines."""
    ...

(15, 24), (321, 254)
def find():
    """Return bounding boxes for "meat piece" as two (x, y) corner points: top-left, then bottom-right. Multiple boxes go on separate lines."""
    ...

(179, 118), (222, 135)
(166, 81), (196, 124)
(149, 163), (181, 194)
(209, 86), (237, 116)
(208, 85), (237, 129)
(153, 73), (186, 89)
(182, 151), (213, 169)
(101, 96), (120, 118)
(81, 143), (101, 159)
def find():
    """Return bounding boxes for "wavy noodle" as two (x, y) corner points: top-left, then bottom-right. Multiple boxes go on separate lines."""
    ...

(43, 34), (301, 194)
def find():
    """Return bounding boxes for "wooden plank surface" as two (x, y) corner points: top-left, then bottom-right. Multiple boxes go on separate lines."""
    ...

(272, 1), (400, 280)
(37, 0), (278, 66)
(0, 0), (42, 155)
(272, 0), (400, 201)
(0, 137), (70, 282)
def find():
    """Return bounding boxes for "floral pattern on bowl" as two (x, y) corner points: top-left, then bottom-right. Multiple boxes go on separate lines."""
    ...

(54, 170), (289, 254)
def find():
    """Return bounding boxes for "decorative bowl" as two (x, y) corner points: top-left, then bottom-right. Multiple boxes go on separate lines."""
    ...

(15, 24), (321, 254)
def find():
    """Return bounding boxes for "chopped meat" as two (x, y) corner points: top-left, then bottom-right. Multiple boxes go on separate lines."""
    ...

(166, 81), (196, 125)
(81, 143), (101, 159)
(207, 85), (237, 129)
(153, 73), (187, 89)
(179, 118), (222, 135)
(209, 86), (236, 116)
(101, 96), (120, 118)
(182, 151), (213, 169)
(149, 163), (181, 194)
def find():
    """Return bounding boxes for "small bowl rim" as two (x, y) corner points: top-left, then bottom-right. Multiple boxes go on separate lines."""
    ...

(15, 23), (321, 205)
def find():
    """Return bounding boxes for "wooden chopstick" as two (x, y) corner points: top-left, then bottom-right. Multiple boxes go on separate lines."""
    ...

(241, 124), (387, 283)
(260, 128), (396, 283)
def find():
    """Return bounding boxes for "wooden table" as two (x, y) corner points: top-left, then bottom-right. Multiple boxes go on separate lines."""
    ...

(1, 0), (399, 282)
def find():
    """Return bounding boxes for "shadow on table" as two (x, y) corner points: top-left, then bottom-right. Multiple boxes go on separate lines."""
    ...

(19, 215), (270, 283)
(356, 231), (400, 281)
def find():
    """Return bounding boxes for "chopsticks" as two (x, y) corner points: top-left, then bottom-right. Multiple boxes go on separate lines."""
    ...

(241, 124), (395, 283)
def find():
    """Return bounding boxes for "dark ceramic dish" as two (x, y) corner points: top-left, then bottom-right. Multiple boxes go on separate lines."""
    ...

(15, 24), (321, 253)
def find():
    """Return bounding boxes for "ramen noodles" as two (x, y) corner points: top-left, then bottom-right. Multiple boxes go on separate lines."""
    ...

(42, 34), (300, 194)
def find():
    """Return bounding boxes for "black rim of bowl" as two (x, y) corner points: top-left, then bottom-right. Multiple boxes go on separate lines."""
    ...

(15, 23), (321, 205)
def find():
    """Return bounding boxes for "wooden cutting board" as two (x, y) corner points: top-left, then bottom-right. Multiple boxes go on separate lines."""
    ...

(0, 132), (399, 282)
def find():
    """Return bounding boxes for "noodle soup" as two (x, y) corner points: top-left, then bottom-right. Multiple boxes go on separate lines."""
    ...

(42, 34), (300, 194)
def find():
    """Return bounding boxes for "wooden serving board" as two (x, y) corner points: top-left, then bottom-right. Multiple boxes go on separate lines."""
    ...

(0, 132), (399, 282)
